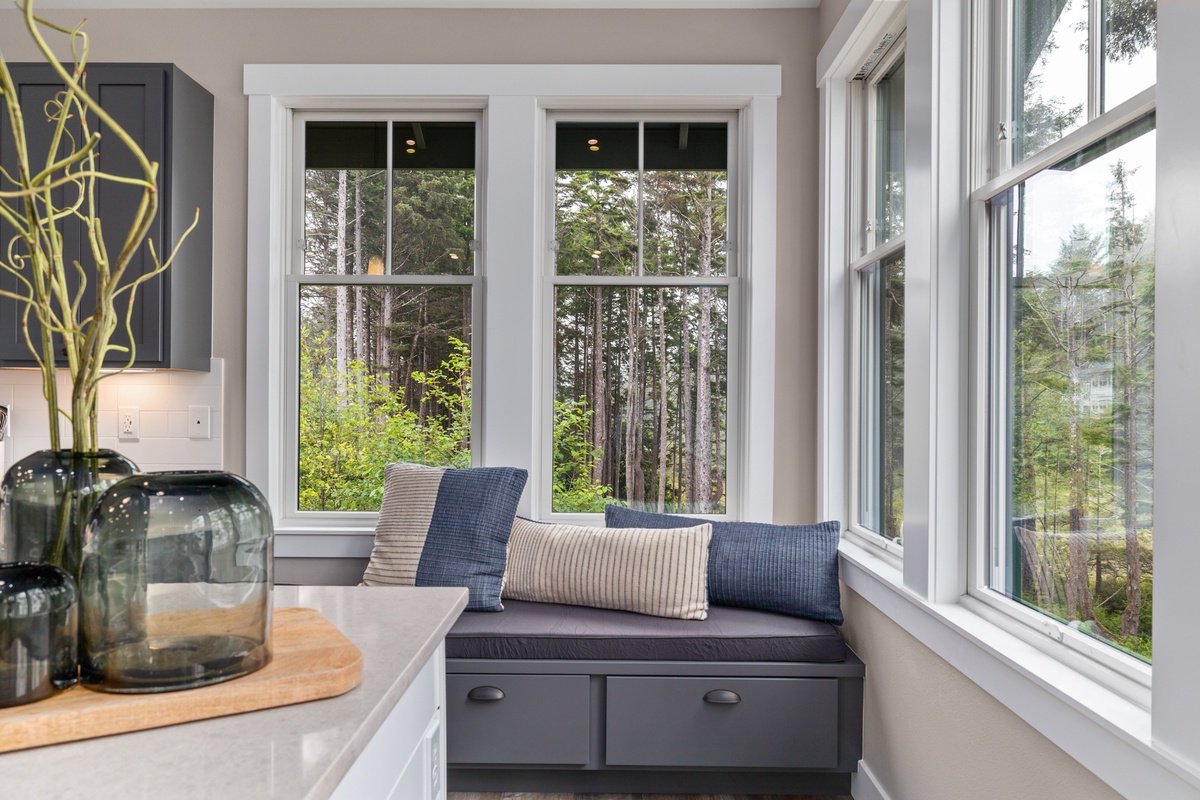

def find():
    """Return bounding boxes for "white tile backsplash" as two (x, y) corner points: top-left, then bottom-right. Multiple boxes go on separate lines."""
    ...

(0, 358), (223, 473)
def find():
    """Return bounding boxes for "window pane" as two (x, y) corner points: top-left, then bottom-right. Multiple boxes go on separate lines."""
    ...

(859, 253), (904, 542)
(304, 122), (388, 277)
(1101, 0), (1156, 112)
(298, 285), (471, 511)
(553, 286), (728, 515)
(556, 122), (638, 276)
(990, 116), (1155, 661)
(1013, 0), (1089, 161)
(392, 122), (476, 276)
(644, 123), (729, 276)
(555, 122), (729, 277)
(874, 57), (905, 243)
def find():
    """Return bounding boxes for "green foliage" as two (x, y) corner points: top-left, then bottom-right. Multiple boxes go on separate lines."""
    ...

(298, 334), (471, 511)
(551, 397), (612, 513)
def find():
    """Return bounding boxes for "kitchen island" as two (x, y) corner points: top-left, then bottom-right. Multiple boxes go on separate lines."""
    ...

(0, 585), (468, 800)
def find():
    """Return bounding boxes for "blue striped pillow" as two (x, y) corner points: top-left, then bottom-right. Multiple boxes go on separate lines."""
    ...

(363, 462), (528, 611)
(604, 506), (843, 624)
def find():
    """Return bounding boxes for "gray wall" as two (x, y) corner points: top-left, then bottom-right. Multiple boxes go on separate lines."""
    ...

(841, 588), (1123, 799)
(0, 6), (822, 526)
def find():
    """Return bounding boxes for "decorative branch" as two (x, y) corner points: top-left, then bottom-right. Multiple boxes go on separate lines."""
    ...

(0, 0), (198, 453)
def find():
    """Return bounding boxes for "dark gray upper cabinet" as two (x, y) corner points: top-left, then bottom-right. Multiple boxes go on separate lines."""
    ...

(0, 63), (213, 370)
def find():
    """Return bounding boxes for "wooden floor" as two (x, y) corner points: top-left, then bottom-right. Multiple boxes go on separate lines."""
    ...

(450, 793), (852, 799)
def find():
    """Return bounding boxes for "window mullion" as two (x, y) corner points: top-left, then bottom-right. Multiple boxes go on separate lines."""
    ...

(1088, 0), (1103, 118)
(385, 122), (394, 273)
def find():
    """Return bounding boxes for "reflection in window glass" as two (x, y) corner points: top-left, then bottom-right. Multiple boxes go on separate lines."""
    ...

(298, 285), (472, 511)
(304, 122), (388, 277)
(1102, 0), (1157, 112)
(392, 122), (476, 276)
(1013, 0), (1088, 161)
(874, 57), (905, 243)
(991, 117), (1155, 661)
(554, 286), (728, 515)
(859, 254), (904, 542)
(555, 123), (639, 276)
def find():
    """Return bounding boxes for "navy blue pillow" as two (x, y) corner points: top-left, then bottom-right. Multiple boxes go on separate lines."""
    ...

(363, 462), (528, 611)
(604, 505), (843, 624)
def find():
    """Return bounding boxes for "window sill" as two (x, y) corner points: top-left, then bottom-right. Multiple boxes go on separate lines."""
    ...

(274, 525), (376, 558)
(838, 537), (1200, 799)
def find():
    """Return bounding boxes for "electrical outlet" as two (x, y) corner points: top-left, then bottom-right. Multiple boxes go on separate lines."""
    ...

(118, 407), (139, 441)
(188, 405), (211, 439)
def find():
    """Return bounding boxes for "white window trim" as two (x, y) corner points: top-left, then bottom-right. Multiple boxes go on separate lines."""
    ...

(244, 64), (781, 559)
(819, 1), (1200, 797)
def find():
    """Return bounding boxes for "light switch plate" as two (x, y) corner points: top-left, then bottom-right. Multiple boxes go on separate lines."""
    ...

(189, 405), (211, 439)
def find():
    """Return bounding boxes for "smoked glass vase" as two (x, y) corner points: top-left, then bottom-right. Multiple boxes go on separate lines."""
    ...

(79, 471), (273, 693)
(0, 562), (78, 707)
(0, 450), (139, 581)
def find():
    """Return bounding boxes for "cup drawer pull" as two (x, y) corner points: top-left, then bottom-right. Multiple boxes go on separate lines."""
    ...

(467, 685), (506, 701)
(703, 689), (741, 704)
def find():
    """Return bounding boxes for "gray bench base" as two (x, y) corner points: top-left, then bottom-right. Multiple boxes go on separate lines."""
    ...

(446, 654), (864, 795)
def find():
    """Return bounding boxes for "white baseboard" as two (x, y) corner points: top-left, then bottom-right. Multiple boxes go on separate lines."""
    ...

(852, 759), (893, 800)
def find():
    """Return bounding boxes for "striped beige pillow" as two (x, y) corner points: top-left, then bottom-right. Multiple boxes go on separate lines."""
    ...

(503, 517), (712, 620)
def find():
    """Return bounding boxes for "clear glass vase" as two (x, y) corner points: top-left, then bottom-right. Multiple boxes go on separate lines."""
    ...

(0, 562), (79, 707)
(79, 471), (273, 693)
(0, 450), (140, 580)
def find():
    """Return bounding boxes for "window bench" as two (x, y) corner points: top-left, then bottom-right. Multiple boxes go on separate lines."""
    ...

(444, 600), (864, 795)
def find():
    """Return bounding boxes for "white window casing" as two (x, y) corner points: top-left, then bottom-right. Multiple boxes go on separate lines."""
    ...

(244, 64), (781, 559)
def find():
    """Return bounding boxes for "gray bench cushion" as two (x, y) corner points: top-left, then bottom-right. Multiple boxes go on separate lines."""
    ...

(446, 600), (847, 662)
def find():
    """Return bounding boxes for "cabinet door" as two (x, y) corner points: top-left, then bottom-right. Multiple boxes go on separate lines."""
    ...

(0, 65), (165, 366)
(0, 70), (84, 362)
(605, 675), (841, 768)
(446, 673), (592, 765)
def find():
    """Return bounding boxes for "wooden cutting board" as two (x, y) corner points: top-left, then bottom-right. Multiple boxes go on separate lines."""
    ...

(0, 606), (363, 753)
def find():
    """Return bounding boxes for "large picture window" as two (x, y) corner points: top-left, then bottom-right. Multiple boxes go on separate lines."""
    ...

(295, 116), (478, 512)
(982, 1), (1156, 663)
(549, 117), (736, 516)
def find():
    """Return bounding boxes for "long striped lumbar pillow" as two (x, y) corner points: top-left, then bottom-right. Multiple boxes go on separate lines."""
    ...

(362, 462), (528, 611)
(503, 516), (712, 620)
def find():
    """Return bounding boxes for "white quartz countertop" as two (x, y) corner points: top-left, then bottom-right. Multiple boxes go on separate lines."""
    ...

(0, 585), (469, 800)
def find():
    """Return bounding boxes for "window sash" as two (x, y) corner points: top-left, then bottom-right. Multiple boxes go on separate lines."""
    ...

(285, 110), (484, 520)
(966, 3), (1158, 686)
(542, 110), (744, 521)
(849, 29), (907, 551)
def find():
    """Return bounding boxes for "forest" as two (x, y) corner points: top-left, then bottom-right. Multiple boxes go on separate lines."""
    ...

(297, 120), (730, 517)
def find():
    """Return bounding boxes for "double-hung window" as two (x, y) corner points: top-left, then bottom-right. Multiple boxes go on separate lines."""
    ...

(851, 28), (906, 547)
(548, 115), (737, 517)
(245, 65), (780, 542)
(975, 0), (1156, 665)
(292, 114), (480, 516)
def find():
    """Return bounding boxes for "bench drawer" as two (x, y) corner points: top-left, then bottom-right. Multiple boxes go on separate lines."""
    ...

(446, 673), (591, 765)
(605, 676), (839, 768)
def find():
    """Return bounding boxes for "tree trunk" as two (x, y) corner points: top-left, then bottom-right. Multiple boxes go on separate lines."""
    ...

(353, 171), (366, 366)
(591, 287), (607, 487)
(657, 288), (669, 512)
(691, 183), (715, 513)
(335, 170), (349, 398)
(624, 288), (640, 504)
